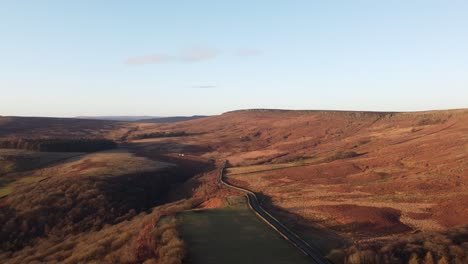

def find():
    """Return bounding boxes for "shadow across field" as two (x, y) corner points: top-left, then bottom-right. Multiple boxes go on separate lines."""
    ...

(126, 141), (213, 156)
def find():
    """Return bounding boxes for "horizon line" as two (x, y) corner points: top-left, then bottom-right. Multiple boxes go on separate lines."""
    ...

(1, 107), (467, 119)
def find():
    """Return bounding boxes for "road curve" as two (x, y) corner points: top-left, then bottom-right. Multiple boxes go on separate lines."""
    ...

(218, 161), (330, 264)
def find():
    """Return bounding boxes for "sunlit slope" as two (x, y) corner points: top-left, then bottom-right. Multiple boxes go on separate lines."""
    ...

(135, 108), (468, 260)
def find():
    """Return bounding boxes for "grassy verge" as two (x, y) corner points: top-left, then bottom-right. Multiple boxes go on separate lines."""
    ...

(177, 196), (311, 264)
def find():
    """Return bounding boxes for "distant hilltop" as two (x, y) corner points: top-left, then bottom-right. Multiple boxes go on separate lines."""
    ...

(76, 115), (209, 123)
(76, 116), (160, 121)
(135, 115), (209, 123)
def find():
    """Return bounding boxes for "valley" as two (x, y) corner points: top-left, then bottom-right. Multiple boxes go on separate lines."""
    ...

(0, 109), (467, 263)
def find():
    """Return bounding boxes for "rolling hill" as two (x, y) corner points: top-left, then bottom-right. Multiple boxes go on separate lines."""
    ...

(130, 108), (468, 263)
(135, 115), (209, 123)
(1, 109), (467, 264)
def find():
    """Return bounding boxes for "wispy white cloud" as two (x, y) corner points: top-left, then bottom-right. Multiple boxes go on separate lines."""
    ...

(125, 47), (261, 65)
(125, 47), (220, 65)
(191, 85), (217, 89)
(235, 48), (262, 57)
(180, 48), (220, 62)
(125, 54), (175, 65)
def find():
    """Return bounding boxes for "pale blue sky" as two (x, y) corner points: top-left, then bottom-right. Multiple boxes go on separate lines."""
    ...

(1, 1), (467, 117)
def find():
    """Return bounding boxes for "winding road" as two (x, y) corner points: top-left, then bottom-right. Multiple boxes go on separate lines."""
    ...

(218, 161), (330, 264)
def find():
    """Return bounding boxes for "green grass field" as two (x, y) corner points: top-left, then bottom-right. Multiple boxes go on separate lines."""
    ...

(177, 196), (311, 264)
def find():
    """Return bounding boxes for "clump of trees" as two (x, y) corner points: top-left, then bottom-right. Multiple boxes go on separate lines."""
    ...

(129, 204), (191, 264)
(0, 169), (180, 252)
(325, 151), (362, 162)
(132, 131), (188, 140)
(0, 198), (194, 264)
(0, 138), (117, 152)
(417, 118), (446, 126)
(0, 154), (209, 254)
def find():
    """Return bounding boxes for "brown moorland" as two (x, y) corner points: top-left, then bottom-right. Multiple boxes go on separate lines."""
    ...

(0, 116), (133, 140)
(0, 109), (467, 264)
(0, 116), (213, 264)
(130, 109), (468, 263)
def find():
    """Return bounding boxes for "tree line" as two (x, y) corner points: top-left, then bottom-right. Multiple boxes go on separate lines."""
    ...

(132, 131), (188, 139)
(0, 138), (117, 152)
